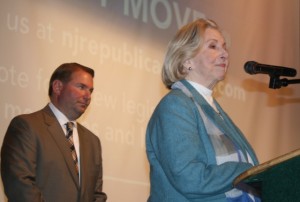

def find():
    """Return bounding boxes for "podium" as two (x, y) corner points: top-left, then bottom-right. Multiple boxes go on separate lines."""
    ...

(233, 149), (300, 202)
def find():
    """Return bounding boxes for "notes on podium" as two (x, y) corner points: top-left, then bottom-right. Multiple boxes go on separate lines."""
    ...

(233, 148), (300, 202)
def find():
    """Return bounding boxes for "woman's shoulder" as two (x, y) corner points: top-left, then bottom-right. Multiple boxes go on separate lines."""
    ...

(155, 89), (195, 112)
(161, 89), (191, 103)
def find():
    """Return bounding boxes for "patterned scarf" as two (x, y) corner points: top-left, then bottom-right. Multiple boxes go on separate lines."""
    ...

(172, 80), (261, 202)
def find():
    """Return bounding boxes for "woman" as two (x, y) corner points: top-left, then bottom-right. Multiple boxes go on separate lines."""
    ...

(146, 18), (260, 202)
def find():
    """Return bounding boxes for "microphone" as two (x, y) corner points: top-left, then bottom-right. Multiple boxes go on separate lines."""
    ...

(244, 61), (297, 77)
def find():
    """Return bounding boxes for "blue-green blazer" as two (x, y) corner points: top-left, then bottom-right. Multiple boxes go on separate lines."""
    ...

(146, 80), (258, 202)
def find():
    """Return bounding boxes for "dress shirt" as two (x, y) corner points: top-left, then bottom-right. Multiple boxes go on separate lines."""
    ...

(49, 102), (81, 175)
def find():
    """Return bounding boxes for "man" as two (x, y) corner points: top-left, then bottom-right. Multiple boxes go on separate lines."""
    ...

(1, 63), (107, 202)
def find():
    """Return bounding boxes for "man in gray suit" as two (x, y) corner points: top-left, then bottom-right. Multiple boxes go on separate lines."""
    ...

(1, 63), (107, 202)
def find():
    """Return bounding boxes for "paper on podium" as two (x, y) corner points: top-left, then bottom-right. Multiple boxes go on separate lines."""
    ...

(233, 148), (300, 201)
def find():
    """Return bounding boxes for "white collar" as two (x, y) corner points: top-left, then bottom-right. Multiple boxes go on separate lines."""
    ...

(49, 102), (76, 129)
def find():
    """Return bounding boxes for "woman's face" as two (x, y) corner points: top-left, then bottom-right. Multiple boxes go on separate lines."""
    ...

(185, 27), (229, 89)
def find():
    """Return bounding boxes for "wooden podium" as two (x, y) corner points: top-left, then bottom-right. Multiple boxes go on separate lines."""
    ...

(233, 149), (300, 202)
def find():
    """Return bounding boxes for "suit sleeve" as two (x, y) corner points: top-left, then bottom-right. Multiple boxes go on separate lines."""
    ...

(93, 137), (107, 202)
(1, 116), (45, 202)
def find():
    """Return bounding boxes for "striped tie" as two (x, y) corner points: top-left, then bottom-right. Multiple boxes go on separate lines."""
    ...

(65, 122), (79, 175)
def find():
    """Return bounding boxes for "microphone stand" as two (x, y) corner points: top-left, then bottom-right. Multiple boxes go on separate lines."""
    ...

(269, 75), (300, 89)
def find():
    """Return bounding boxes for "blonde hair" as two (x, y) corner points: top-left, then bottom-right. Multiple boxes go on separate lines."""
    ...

(162, 18), (220, 89)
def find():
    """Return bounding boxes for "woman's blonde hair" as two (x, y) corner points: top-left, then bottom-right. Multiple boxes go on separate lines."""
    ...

(162, 18), (220, 89)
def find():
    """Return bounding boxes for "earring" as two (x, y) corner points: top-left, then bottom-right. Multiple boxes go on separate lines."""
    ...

(188, 67), (192, 71)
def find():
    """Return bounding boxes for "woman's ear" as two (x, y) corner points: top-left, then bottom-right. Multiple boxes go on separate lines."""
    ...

(183, 59), (192, 70)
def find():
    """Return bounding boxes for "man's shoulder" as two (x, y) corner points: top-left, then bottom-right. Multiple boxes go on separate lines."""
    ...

(77, 123), (99, 139)
(12, 106), (39, 118)
(9, 105), (53, 126)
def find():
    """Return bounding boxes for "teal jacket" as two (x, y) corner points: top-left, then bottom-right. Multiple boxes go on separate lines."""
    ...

(146, 80), (258, 202)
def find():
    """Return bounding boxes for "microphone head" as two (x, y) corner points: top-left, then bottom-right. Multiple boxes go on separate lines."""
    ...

(244, 61), (257, 74)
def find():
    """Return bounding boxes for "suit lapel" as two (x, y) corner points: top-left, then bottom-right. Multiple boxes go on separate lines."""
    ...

(180, 80), (248, 155)
(42, 106), (80, 188)
(77, 123), (91, 198)
(180, 80), (258, 164)
(180, 80), (230, 133)
(77, 125), (90, 196)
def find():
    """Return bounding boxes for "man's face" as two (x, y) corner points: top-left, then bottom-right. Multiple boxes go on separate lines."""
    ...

(56, 70), (94, 120)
